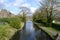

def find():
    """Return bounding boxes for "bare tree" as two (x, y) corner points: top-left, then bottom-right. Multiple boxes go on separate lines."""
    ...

(19, 7), (30, 22)
(33, 0), (60, 26)
(39, 0), (59, 26)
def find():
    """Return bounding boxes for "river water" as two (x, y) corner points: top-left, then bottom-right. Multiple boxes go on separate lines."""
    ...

(10, 20), (53, 40)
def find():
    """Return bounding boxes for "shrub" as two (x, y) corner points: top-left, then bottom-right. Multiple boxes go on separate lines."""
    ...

(52, 23), (60, 31)
(0, 18), (21, 29)
(9, 18), (21, 29)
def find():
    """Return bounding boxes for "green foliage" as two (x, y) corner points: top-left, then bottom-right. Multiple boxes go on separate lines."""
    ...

(0, 18), (7, 22)
(33, 0), (58, 27)
(9, 18), (21, 29)
(52, 23), (60, 31)
(33, 11), (47, 23)
(0, 18), (21, 29)
(0, 17), (23, 40)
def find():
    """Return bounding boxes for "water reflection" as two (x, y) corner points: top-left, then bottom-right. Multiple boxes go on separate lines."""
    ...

(25, 21), (35, 33)
(10, 20), (53, 40)
(20, 20), (52, 40)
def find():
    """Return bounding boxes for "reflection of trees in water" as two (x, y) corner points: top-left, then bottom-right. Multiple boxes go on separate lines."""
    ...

(10, 30), (21, 40)
(10, 21), (53, 40)
(26, 16), (32, 21)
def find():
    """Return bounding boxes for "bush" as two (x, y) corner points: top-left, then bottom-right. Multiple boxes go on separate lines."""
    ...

(0, 18), (21, 29)
(9, 18), (21, 29)
(52, 23), (60, 31)
(0, 18), (7, 22)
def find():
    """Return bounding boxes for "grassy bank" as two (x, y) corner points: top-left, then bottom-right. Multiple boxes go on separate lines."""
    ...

(34, 22), (60, 40)
(0, 22), (24, 40)
(0, 17), (24, 40)
(0, 24), (17, 40)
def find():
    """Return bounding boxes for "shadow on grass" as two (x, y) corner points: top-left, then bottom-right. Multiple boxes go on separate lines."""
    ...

(52, 23), (60, 31)
(35, 20), (60, 31)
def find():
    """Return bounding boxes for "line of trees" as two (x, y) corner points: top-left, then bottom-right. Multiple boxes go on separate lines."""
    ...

(33, 0), (60, 26)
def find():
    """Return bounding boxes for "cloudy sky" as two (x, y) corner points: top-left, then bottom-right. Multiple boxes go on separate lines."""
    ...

(0, 0), (41, 15)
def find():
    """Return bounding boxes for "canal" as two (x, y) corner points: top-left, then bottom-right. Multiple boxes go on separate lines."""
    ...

(10, 20), (53, 40)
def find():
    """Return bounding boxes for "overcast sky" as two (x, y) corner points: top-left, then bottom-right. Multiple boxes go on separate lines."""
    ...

(0, 0), (42, 15)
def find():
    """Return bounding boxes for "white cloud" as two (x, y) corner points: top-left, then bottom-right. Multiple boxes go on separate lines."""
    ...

(35, 0), (42, 2)
(0, 0), (26, 7)
(5, 3), (12, 8)
(13, 3), (17, 6)
(13, 0), (24, 7)
(26, 7), (37, 16)
(0, 0), (12, 8)
(30, 7), (36, 13)
(34, 0), (42, 6)
(0, 0), (8, 3)
(21, 3), (30, 7)
(0, 0), (6, 9)
(0, 0), (27, 8)
(10, 11), (16, 14)
(0, 0), (4, 3)
(0, 0), (39, 15)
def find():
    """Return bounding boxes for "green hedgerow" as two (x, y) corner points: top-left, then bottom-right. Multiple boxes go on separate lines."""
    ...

(9, 18), (21, 29)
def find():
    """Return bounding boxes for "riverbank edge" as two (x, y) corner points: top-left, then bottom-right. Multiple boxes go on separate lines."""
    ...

(9, 22), (24, 40)
(33, 22), (55, 40)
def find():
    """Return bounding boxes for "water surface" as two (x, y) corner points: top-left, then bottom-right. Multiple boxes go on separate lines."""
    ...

(10, 20), (53, 40)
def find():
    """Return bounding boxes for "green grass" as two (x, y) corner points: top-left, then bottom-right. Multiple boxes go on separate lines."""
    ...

(40, 27), (60, 39)
(0, 22), (24, 40)
(44, 27), (60, 39)
(46, 27), (60, 33)
(0, 17), (25, 40)
(0, 24), (17, 40)
(38, 25), (55, 39)
(37, 22), (60, 33)
(19, 22), (24, 30)
(42, 27), (54, 39)
(40, 27), (55, 39)
(35, 23), (60, 39)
